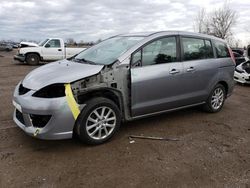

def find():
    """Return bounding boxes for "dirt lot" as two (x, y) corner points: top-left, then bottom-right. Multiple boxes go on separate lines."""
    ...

(0, 50), (249, 188)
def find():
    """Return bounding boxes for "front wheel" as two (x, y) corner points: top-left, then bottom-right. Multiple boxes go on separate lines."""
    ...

(75, 97), (121, 145)
(203, 84), (226, 113)
(26, 53), (40, 65)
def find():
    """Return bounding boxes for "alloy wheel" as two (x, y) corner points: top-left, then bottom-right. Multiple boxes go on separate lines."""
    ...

(86, 106), (116, 140)
(211, 88), (224, 110)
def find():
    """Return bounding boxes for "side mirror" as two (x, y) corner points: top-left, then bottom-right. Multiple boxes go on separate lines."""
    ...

(45, 43), (50, 48)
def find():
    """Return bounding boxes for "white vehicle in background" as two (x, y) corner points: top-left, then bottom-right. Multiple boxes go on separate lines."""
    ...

(234, 45), (250, 84)
(14, 38), (86, 65)
(234, 61), (250, 84)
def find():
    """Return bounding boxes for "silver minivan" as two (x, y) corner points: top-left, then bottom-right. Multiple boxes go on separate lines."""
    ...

(13, 31), (235, 144)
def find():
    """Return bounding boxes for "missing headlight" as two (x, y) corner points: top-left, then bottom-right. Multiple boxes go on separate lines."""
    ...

(235, 67), (244, 73)
(19, 84), (31, 95)
(32, 84), (65, 98)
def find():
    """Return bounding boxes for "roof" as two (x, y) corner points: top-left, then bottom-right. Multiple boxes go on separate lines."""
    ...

(118, 31), (224, 41)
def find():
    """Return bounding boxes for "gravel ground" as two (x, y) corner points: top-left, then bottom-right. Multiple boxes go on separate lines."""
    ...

(0, 50), (249, 188)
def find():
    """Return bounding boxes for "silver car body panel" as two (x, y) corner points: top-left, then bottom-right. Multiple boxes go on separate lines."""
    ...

(23, 60), (104, 90)
(13, 31), (235, 140)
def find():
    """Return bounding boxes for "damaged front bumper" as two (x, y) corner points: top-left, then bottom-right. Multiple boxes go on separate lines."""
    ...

(234, 61), (250, 84)
(234, 71), (250, 84)
(14, 54), (25, 62)
(12, 82), (78, 140)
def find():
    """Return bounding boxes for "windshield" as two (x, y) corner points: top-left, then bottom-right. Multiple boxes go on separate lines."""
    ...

(39, 39), (49, 46)
(74, 36), (144, 65)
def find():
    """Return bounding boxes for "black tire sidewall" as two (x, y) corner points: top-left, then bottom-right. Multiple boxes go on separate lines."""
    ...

(26, 54), (39, 65)
(76, 97), (121, 145)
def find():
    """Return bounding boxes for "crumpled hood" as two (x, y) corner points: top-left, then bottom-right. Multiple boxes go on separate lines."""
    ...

(22, 59), (104, 90)
(241, 61), (250, 74)
(20, 41), (38, 47)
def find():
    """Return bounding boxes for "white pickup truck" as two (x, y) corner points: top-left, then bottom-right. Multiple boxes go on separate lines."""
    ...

(14, 38), (86, 65)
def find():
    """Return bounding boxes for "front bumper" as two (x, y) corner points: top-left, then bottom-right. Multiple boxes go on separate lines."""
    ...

(12, 82), (77, 140)
(14, 54), (25, 62)
(234, 71), (250, 84)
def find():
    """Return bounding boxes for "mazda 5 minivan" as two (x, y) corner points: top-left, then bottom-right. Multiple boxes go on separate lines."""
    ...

(13, 31), (235, 145)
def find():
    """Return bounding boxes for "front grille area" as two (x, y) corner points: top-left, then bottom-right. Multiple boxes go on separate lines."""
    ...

(16, 109), (25, 125)
(19, 84), (31, 95)
(30, 114), (51, 128)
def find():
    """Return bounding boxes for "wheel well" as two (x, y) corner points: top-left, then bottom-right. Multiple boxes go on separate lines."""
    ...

(218, 81), (228, 95)
(77, 89), (122, 110)
(25, 52), (41, 61)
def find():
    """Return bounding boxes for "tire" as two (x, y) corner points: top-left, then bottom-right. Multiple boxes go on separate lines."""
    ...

(203, 84), (226, 113)
(75, 97), (121, 145)
(26, 53), (40, 65)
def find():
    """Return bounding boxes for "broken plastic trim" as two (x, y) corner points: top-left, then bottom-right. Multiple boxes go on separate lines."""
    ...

(30, 114), (52, 128)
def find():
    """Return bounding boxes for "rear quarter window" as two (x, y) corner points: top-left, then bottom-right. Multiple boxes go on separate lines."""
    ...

(214, 40), (230, 58)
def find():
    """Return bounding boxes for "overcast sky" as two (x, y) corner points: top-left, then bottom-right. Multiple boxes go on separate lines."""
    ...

(0, 0), (249, 45)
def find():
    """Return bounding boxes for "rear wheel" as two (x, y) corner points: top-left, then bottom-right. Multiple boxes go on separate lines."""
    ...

(26, 53), (40, 65)
(75, 97), (121, 145)
(203, 84), (226, 113)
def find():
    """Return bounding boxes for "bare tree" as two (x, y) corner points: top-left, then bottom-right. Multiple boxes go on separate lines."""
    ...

(193, 2), (237, 40)
(226, 36), (242, 48)
(193, 8), (209, 34)
(96, 39), (102, 44)
(210, 4), (237, 39)
(66, 38), (76, 45)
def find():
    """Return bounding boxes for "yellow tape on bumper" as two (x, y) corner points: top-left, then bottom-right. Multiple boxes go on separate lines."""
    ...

(65, 84), (80, 120)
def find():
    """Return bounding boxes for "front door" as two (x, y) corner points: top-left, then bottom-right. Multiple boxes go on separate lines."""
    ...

(130, 36), (186, 117)
(42, 39), (63, 60)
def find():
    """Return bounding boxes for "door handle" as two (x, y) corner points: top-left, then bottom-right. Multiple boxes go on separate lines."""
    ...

(58, 49), (62, 51)
(169, 69), (180, 75)
(186, 67), (195, 72)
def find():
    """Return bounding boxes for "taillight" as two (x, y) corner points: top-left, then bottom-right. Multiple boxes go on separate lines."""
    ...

(228, 47), (236, 65)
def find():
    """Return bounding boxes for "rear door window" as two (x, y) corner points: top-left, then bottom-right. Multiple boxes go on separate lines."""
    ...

(204, 40), (213, 58)
(214, 40), (230, 58)
(182, 37), (214, 61)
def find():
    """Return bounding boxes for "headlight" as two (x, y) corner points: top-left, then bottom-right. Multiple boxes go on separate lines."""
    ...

(32, 84), (65, 98)
(235, 66), (244, 73)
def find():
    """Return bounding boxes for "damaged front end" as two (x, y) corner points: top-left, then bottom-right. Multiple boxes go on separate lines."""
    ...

(234, 61), (250, 84)
(70, 62), (131, 121)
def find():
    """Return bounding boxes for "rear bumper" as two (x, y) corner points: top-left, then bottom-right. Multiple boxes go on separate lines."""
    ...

(14, 54), (25, 62)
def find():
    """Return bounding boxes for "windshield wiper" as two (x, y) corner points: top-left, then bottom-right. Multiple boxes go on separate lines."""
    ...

(73, 58), (96, 65)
